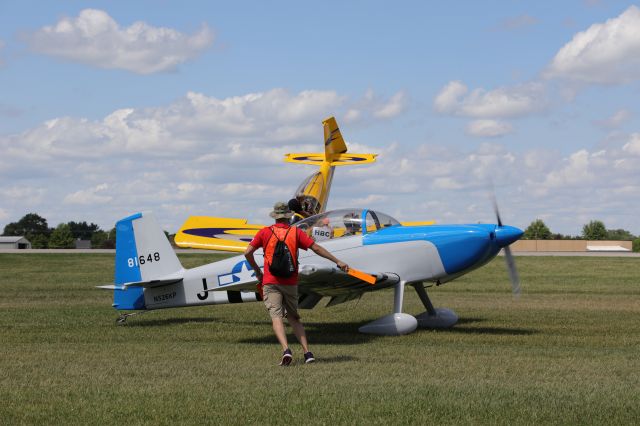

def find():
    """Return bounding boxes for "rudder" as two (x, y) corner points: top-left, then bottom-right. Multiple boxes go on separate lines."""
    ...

(113, 212), (183, 310)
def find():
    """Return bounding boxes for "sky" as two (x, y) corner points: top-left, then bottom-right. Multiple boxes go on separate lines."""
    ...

(1, 0), (639, 236)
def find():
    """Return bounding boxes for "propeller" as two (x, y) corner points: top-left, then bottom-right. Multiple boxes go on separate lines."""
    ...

(492, 193), (521, 297)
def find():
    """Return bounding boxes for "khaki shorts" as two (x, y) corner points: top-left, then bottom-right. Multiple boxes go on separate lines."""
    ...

(263, 284), (299, 320)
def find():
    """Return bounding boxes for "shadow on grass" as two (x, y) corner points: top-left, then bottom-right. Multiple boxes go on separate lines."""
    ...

(299, 355), (358, 364)
(455, 317), (485, 325)
(124, 316), (220, 327)
(438, 326), (537, 336)
(239, 322), (379, 345)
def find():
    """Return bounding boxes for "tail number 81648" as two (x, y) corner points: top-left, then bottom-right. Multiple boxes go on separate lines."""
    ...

(128, 252), (160, 268)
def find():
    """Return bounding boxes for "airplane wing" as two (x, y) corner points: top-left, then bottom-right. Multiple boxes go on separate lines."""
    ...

(207, 264), (399, 309)
(174, 216), (263, 252)
(400, 220), (436, 226)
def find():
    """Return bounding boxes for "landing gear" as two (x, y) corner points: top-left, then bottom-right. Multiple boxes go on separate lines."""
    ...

(412, 283), (458, 329)
(359, 281), (417, 335)
(358, 281), (458, 335)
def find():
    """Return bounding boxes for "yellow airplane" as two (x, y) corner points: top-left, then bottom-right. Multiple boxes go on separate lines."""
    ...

(175, 116), (378, 252)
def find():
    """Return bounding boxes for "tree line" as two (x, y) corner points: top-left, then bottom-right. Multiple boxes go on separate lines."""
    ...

(523, 219), (640, 252)
(2, 213), (116, 249)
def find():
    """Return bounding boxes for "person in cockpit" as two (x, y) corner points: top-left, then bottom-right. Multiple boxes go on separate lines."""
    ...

(343, 213), (361, 236)
(288, 198), (310, 224)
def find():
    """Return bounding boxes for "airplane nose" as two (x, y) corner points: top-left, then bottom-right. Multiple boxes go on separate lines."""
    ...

(494, 225), (523, 247)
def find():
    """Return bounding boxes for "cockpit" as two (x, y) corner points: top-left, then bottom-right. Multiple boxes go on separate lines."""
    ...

(295, 208), (401, 241)
(294, 171), (325, 216)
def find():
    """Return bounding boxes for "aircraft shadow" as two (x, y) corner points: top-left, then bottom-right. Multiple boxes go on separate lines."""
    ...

(437, 326), (537, 336)
(452, 317), (485, 325)
(124, 316), (219, 327)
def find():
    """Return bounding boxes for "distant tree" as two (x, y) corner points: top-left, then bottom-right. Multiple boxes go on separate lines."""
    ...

(605, 228), (636, 241)
(48, 224), (75, 249)
(3, 213), (50, 244)
(633, 239), (640, 253)
(30, 234), (49, 249)
(523, 219), (552, 240)
(91, 230), (109, 248)
(100, 227), (117, 249)
(582, 220), (607, 240)
(67, 221), (100, 240)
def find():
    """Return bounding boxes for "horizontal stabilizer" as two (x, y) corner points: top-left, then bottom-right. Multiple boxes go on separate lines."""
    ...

(123, 278), (183, 288)
(284, 153), (377, 166)
(96, 285), (121, 290)
(98, 271), (184, 291)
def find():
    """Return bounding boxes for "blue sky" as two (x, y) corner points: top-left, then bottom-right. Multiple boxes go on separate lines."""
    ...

(1, 1), (639, 236)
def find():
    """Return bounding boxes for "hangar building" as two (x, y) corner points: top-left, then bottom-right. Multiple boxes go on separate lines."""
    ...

(0, 236), (32, 249)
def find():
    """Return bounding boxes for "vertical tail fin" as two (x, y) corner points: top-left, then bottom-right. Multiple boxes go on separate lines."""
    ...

(113, 212), (183, 310)
(323, 116), (347, 160)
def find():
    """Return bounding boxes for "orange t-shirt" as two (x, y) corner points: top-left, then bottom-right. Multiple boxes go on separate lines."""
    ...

(249, 223), (314, 285)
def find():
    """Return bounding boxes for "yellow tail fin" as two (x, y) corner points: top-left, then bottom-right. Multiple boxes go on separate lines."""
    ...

(323, 116), (347, 160)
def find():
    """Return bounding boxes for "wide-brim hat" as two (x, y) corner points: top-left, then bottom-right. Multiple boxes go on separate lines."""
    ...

(269, 201), (293, 219)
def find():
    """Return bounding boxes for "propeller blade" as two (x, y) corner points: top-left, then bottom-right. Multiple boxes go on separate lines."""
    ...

(491, 185), (520, 296)
(503, 246), (521, 297)
(491, 193), (503, 227)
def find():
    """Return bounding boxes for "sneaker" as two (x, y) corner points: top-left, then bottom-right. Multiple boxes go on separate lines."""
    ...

(279, 348), (293, 366)
(304, 351), (315, 364)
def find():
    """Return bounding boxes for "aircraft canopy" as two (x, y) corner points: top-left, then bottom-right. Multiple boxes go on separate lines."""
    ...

(295, 208), (400, 241)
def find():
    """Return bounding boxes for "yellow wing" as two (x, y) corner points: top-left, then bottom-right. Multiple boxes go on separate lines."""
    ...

(174, 216), (263, 252)
(400, 220), (436, 226)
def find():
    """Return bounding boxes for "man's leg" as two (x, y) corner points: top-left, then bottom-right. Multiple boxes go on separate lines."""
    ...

(287, 315), (309, 354)
(264, 285), (289, 351)
(271, 317), (289, 351)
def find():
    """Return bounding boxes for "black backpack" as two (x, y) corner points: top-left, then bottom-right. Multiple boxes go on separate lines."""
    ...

(268, 226), (296, 277)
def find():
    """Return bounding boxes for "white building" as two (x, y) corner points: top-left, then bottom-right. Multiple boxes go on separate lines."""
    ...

(0, 236), (32, 249)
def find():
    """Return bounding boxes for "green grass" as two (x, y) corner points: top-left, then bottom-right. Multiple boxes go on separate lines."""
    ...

(1, 254), (638, 425)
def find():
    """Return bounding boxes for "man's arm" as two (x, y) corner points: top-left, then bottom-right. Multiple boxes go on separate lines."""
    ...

(244, 244), (263, 283)
(310, 242), (349, 272)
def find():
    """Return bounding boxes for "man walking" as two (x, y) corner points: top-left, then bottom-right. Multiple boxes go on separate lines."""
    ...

(244, 202), (349, 366)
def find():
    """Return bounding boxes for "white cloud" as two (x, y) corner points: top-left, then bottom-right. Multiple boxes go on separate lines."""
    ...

(64, 184), (112, 205)
(540, 150), (593, 189)
(373, 91), (407, 119)
(345, 89), (407, 122)
(466, 120), (513, 137)
(594, 109), (632, 128)
(545, 5), (640, 84)
(432, 177), (463, 190)
(622, 133), (640, 155)
(434, 80), (547, 118)
(25, 9), (213, 74)
(433, 81), (467, 114)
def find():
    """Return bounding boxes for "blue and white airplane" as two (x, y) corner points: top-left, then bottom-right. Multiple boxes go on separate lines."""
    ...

(98, 207), (523, 335)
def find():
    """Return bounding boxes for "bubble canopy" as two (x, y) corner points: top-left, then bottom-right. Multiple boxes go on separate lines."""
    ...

(295, 208), (401, 240)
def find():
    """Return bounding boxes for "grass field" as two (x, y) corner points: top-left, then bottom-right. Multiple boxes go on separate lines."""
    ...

(1, 253), (638, 425)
